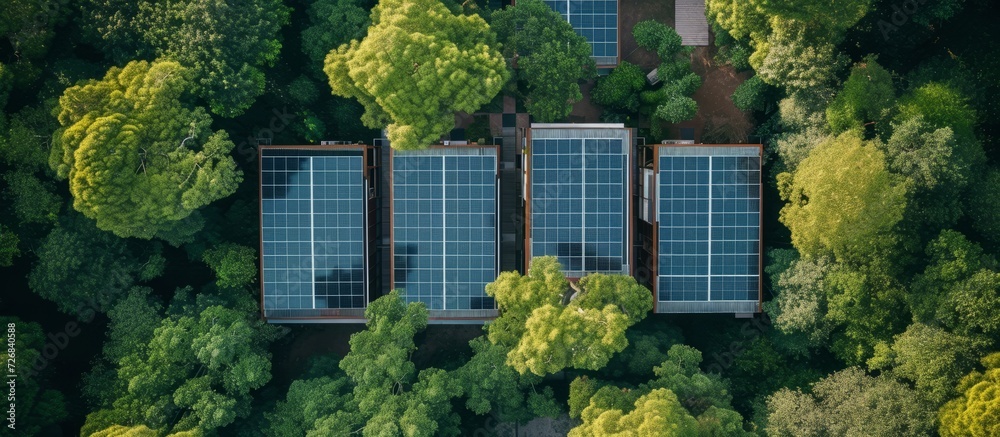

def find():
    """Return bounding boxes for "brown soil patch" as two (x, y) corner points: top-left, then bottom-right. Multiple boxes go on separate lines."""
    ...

(672, 46), (753, 143)
(620, 0), (675, 70)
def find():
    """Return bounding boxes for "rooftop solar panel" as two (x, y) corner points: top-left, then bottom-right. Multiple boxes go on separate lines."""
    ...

(392, 148), (498, 311)
(261, 149), (368, 315)
(528, 126), (631, 277)
(656, 146), (760, 309)
(543, 0), (618, 65)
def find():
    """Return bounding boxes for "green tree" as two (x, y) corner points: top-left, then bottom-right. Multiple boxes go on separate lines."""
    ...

(0, 103), (58, 171)
(203, 244), (258, 289)
(86, 303), (281, 434)
(486, 257), (653, 376)
(766, 367), (934, 436)
(267, 376), (356, 437)
(939, 352), (1000, 437)
(2, 170), (61, 224)
(826, 57), (896, 135)
(28, 213), (159, 315)
(301, 0), (370, 76)
(492, 0), (595, 122)
(880, 323), (984, 407)
(51, 60), (242, 243)
(0, 317), (68, 436)
(592, 61), (647, 112)
(754, 20), (845, 91)
(967, 167), (1000, 248)
(452, 337), (561, 423)
(778, 130), (909, 263)
(0, 224), (19, 267)
(908, 230), (993, 325)
(81, 0), (290, 116)
(324, 0), (507, 150)
(883, 115), (969, 229)
(731, 75), (770, 112)
(569, 388), (700, 436)
(632, 21), (701, 129)
(0, 0), (70, 82)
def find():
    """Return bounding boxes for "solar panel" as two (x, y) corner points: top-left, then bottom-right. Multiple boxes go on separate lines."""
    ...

(656, 147), (760, 304)
(261, 149), (367, 312)
(392, 148), (498, 311)
(529, 132), (630, 277)
(543, 0), (618, 65)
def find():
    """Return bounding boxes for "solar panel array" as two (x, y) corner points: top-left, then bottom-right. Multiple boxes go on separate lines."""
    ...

(261, 149), (367, 313)
(657, 148), (760, 304)
(544, 0), (618, 65)
(530, 136), (628, 276)
(393, 148), (498, 311)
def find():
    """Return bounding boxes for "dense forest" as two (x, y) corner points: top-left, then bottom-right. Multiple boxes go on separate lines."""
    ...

(1, 0), (998, 435)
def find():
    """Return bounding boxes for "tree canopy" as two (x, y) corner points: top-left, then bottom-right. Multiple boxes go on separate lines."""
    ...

(492, 0), (596, 122)
(51, 60), (242, 243)
(939, 352), (1000, 437)
(324, 0), (507, 150)
(486, 256), (653, 376)
(80, 0), (291, 116)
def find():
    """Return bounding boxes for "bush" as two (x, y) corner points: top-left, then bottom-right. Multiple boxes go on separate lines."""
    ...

(732, 75), (768, 112)
(592, 61), (646, 112)
(633, 20), (682, 58)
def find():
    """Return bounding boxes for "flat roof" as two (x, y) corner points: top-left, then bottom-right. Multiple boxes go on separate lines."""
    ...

(259, 146), (374, 320)
(543, 0), (619, 66)
(526, 126), (632, 277)
(652, 144), (762, 313)
(391, 147), (499, 314)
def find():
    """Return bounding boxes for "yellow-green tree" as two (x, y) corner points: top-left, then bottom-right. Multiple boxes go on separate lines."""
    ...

(324, 0), (507, 150)
(939, 352), (1000, 437)
(50, 60), (242, 243)
(486, 257), (653, 376)
(569, 388), (698, 437)
(777, 130), (909, 263)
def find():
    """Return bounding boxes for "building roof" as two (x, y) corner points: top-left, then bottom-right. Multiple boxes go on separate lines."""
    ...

(675, 0), (710, 46)
(543, 0), (620, 66)
(390, 146), (500, 318)
(259, 145), (376, 321)
(651, 144), (761, 314)
(525, 124), (633, 278)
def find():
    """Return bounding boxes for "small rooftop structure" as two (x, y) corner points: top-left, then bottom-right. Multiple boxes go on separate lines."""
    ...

(675, 0), (710, 46)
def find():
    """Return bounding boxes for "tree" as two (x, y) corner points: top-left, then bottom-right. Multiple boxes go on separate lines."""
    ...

(754, 20), (845, 91)
(85, 302), (281, 434)
(267, 376), (356, 437)
(0, 317), (68, 436)
(592, 62), (647, 112)
(778, 130), (909, 263)
(452, 337), (561, 423)
(908, 230), (994, 325)
(0, 0), (71, 83)
(569, 345), (748, 435)
(731, 75), (770, 112)
(939, 352), (1000, 437)
(883, 115), (968, 229)
(28, 213), (158, 316)
(2, 170), (61, 224)
(0, 224), (20, 267)
(939, 270), (1000, 340)
(569, 388), (700, 436)
(81, 0), (290, 116)
(301, 0), (370, 76)
(324, 0), (507, 150)
(632, 21), (701, 129)
(764, 255), (835, 349)
(492, 0), (595, 122)
(967, 167), (1000, 248)
(486, 257), (653, 376)
(826, 57), (896, 135)
(51, 60), (242, 243)
(766, 367), (935, 436)
(881, 323), (984, 407)
(203, 244), (258, 289)
(301, 290), (463, 436)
